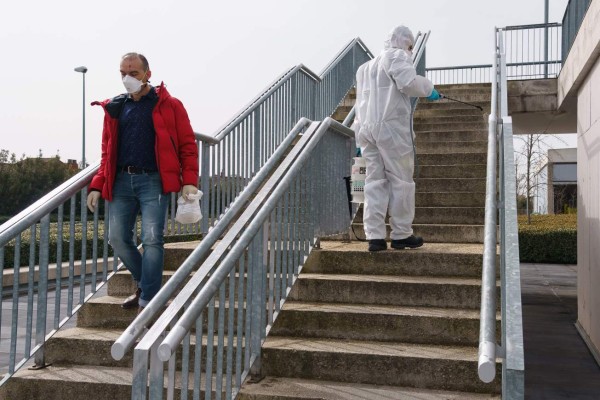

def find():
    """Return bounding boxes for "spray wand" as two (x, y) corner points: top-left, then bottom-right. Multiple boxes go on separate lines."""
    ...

(439, 93), (483, 111)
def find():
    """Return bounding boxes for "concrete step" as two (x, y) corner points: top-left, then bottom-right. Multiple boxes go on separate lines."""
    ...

(416, 191), (485, 207)
(414, 122), (488, 132)
(416, 101), (491, 111)
(107, 270), (182, 297)
(423, 93), (492, 103)
(270, 301), (497, 346)
(307, 242), (493, 278)
(45, 327), (245, 371)
(350, 223), (485, 243)
(77, 295), (247, 330)
(354, 206), (485, 225)
(416, 178), (486, 193)
(163, 240), (203, 270)
(418, 164), (487, 179)
(416, 207), (484, 224)
(414, 115), (487, 125)
(238, 376), (501, 399)
(77, 295), (144, 329)
(417, 152), (487, 165)
(435, 83), (492, 92)
(416, 141), (487, 154)
(416, 130), (487, 143)
(289, 273), (494, 309)
(415, 107), (488, 118)
(0, 364), (221, 399)
(260, 337), (501, 394)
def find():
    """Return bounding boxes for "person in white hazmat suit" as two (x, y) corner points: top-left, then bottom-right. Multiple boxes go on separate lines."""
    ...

(354, 25), (440, 252)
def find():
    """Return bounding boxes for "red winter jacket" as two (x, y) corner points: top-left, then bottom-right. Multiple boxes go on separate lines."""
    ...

(89, 82), (199, 201)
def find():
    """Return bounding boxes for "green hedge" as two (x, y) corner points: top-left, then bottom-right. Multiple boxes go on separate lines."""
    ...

(518, 214), (577, 264)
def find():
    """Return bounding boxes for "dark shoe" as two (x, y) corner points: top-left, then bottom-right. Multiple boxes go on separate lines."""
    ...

(391, 235), (424, 249)
(368, 239), (387, 252)
(122, 288), (142, 309)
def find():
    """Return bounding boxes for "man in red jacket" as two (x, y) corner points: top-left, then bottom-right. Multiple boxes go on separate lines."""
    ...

(87, 52), (198, 311)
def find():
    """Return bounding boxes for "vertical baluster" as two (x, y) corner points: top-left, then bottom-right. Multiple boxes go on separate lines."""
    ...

(33, 214), (50, 368)
(215, 282), (226, 400)
(205, 297), (216, 400)
(55, 204), (64, 329)
(68, 195), (76, 315)
(24, 224), (37, 359)
(80, 187), (88, 304)
(193, 310), (203, 400)
(180, 329), (191, 400)
(225, 262), (236, 398)
(9, 235), (21, 374)
(235, 257), (246, 390)
(91, 203), (99, 292)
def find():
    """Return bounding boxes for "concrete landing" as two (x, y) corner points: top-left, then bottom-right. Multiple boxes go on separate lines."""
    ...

(521, 263), (600, 399)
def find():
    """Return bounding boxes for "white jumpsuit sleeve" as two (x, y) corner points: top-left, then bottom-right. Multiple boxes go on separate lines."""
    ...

(388, 55), (434, 98)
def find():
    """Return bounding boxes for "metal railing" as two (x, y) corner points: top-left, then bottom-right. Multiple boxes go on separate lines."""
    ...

(200, 38), (372, 234)
(426, 22), (562, 84)
(0, 131), (216, 385)
(0, 37), (372, 388)
(561, 0), (593, 62)
(128, 117), (355, 399)
(478, 27), (525, 399)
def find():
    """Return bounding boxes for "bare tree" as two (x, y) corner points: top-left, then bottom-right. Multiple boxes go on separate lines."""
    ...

(514, 133), (566, 223)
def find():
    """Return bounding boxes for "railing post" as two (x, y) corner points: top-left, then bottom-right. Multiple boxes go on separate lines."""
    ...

(200, 142), (211, 235)
(250, 227), (265, 382)
(544, 0), (549, 78)
(253, 108), (261, 176)
(32, 215), (50, 370)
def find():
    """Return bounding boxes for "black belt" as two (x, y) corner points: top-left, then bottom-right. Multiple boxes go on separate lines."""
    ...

(118, 165), (157, 174)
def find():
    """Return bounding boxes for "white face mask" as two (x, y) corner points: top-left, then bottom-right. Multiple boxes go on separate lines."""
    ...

(122, 74), (145, 94)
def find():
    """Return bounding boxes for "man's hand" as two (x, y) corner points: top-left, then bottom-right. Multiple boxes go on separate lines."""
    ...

(181, 185), (198, 201)
(87, 191), (101, 212)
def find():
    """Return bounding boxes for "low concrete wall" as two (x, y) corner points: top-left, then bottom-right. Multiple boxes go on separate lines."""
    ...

(2, 257), (116, 289)
(508, 79), (576, 134)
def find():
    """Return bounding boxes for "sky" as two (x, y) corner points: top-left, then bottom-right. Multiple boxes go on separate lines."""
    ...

(0, 0), (573, 164)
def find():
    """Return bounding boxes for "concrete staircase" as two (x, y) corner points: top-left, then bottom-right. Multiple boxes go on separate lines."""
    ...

(237, 83), (502, 399)
(0, 241), (204, 399)
(0, 84), (501, 399)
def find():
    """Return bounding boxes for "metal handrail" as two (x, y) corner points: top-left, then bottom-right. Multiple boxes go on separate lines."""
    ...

(479, 28), (500, 384)
(126, 116), (354, 399)
(111, 118), (312, 360)
(478, 27), (525, 398)
(157, 119), (355, 360)
(212, 65), (320, 141)
(0, 129), (215, 385)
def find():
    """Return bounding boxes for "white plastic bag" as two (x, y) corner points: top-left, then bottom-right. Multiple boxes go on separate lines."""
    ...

(175, 190), (203, 224)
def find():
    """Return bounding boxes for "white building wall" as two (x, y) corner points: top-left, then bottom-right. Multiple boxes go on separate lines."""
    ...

(559, 0), (600, 363)
(577, 53), (600, 360)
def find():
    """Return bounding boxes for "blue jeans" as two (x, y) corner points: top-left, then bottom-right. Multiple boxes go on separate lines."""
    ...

(108, 171), (169, 307)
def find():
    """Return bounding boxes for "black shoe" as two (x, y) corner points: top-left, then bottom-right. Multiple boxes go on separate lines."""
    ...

(368, 239), (387, 252)
(122, 288), (142, 309)
(391, 235), (424, 249)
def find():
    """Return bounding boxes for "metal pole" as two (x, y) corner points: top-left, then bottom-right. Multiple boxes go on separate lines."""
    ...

(74, 66), (88, 168)
(544, 0), (549, 78)
(82, 72), (86, 168)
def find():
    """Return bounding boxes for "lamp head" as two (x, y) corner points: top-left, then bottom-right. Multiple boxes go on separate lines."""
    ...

(74, 66), (88, 73)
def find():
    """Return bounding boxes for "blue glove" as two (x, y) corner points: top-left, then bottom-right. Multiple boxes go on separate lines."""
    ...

(426, 88), (440, 101)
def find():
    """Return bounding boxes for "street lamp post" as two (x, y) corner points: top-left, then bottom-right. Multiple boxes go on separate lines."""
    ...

(74, 66), (88, 169)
